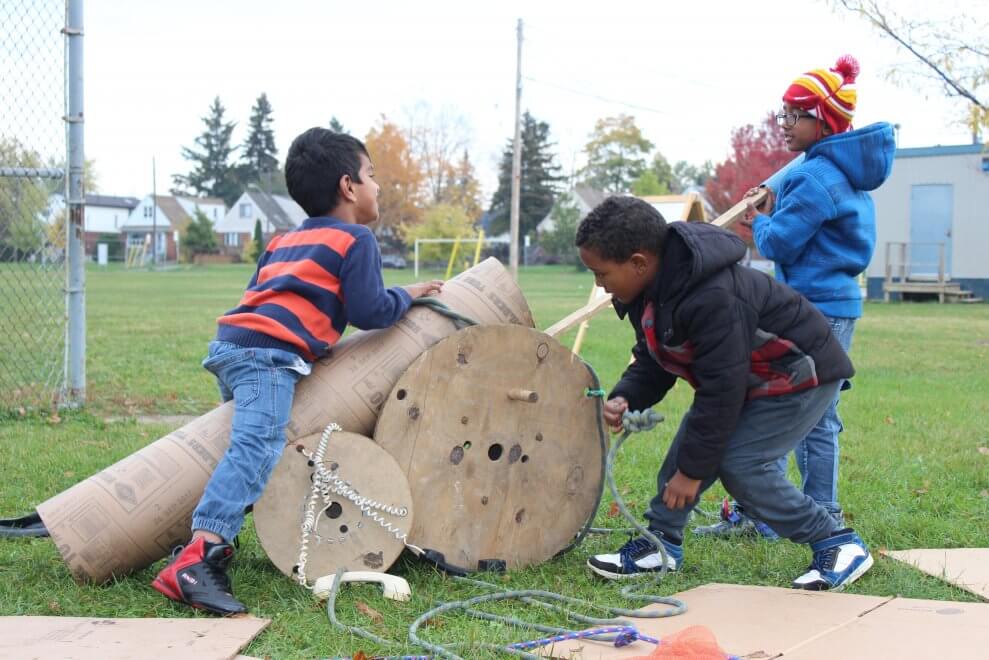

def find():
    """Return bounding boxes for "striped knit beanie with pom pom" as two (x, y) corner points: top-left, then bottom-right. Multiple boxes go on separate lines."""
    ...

(783, 55), (860, 134)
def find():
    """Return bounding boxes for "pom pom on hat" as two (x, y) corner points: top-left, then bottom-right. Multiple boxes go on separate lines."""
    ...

(783, 55), (859, 134)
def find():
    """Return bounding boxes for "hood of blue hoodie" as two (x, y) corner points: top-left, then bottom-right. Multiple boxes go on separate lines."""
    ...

(805, 122), (895, 192)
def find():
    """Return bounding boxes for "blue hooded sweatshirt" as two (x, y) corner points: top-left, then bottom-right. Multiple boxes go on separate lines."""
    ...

(752, 122), (895, 318)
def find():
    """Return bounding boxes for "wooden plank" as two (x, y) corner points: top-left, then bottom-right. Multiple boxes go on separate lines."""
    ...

(544, 293), (614, 339)
(710, 188), (768, 230)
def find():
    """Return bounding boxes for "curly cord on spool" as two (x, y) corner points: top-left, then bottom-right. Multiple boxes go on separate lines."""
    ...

(296, 423), (417, 589)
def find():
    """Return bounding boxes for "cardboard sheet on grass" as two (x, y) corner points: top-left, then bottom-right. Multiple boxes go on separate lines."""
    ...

(0, 615), (268, 660)
(540, 583), (989, 659)
(883, 548), (989, 600)
(37, 258), (534, 584)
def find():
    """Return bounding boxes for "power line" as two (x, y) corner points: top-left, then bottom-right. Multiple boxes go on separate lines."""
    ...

(522, 75), (669, 116)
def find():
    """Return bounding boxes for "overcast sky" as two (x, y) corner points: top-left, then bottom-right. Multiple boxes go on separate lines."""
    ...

(73, 0), (978, 202)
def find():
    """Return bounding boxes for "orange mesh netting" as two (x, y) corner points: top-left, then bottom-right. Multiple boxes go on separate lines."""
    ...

(629, 625), (730, 659)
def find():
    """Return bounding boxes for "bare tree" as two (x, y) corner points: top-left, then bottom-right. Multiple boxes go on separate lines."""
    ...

(835, 1), (988, 135)
(404, 102), (472, 205)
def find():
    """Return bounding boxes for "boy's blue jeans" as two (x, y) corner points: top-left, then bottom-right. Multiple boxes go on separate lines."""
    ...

(191, 341), (311, 543)
(644, 380), (842, 546)
(778, 317), (856, 517)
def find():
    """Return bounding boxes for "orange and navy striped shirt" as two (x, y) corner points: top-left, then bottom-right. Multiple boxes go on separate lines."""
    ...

(216, 217), (412, 361)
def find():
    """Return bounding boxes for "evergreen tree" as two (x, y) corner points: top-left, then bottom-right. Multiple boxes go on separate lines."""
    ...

(182, 209), (218, 259)
(246, 218), (265, 263)
(488, 112), (564, 248)
(173, 97), (241, 205)
(241, 93), (279, 188)
(329, 116), (347, 133)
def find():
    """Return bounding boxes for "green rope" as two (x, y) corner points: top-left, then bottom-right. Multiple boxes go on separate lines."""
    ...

(410, 297), (478, 329)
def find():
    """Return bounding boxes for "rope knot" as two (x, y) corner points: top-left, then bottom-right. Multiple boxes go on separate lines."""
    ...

(621, 409), (664, 434)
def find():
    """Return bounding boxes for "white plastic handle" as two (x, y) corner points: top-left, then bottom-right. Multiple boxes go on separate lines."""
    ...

(312, 571), (412, 602)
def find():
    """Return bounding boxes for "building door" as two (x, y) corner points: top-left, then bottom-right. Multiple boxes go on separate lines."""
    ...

(909, 184), (953, 279)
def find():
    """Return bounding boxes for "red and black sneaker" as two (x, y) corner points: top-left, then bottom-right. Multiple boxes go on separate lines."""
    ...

(152, 537), (248, 615)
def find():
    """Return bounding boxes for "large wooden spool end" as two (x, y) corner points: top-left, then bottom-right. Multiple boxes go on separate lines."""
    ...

(373, 324), (605, 572)
(254, 431), (413, 580)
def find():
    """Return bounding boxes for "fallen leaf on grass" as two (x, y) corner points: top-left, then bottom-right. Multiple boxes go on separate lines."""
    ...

(607, 502), (620, 518)
(48, 413), (61, 425)
(884, 416), (895, 425)
(980, 490), (989, 499)
(47, 600), (60, 612)
(913, 480), (931, 496)
(63, 471), (75, 478)
(356, 601), (383, 624)
(16, 407), (26, 417)
(977, 447), (989, 456)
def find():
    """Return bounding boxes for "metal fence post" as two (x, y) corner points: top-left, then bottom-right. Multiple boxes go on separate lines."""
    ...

(64, 0), (85, 406)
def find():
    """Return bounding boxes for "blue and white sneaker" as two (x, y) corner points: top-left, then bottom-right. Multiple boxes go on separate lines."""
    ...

(692, 499), (780, 540)
(587, 536), (681, 580)
(792, 529), (873, 591)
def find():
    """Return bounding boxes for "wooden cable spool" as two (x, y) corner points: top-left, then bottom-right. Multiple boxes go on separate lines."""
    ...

(372, 324), (606, 572)
(253, 430), (413, 580)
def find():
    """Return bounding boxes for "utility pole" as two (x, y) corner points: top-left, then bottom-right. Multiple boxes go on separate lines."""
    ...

(509, 18), (523, 280)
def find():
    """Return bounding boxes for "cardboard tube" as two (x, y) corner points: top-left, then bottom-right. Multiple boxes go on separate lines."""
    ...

(38, 258), (534, 584)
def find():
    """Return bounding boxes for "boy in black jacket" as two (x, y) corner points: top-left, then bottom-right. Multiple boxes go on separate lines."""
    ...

(578, 196), (872, 591)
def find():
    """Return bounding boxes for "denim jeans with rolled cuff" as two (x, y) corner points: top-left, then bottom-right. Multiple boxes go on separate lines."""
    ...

(191, 340), (311, 543)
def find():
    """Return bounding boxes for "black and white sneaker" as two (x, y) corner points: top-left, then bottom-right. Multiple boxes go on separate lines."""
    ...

(792, 529), (873, 591)
(587, 536), (680, 580)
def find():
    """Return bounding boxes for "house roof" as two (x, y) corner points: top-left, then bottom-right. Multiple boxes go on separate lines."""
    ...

(895, 144), (986, 159)
(155, 195), (192, 231)
(176, 194), (225, 206)
(85, 194), (140, 209)
(573, 185), (607, 209)
(247, 189), (298, 231)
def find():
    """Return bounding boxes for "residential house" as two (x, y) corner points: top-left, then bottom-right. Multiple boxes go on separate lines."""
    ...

(536, 185), (609, 235)
(867, 143), (989, 301)
(215, 189), (306, 256)
(42, 194), (140, 258)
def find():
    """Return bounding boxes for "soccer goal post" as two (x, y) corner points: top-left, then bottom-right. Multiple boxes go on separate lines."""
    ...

(413, 236), (511, 278)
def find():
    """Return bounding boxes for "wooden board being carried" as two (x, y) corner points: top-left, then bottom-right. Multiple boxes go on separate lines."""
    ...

(254, 431), (413, 580)
(373, 324), (606, 572)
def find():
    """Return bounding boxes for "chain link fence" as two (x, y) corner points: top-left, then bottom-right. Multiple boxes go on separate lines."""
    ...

(0, 0), (74, 411)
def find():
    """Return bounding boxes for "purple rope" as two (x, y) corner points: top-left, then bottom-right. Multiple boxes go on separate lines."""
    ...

(506, 625), (742, 659)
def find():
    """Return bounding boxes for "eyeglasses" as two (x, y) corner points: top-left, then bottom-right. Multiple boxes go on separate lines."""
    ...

(775, 110), (816, 128)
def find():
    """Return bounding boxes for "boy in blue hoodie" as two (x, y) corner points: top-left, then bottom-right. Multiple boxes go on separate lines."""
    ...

(696, 55), (895, 538)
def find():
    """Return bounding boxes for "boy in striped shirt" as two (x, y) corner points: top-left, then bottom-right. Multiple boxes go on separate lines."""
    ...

(153, 128), (442, 615)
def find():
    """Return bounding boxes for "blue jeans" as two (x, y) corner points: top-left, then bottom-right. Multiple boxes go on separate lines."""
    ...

(777, 317), (856, 517)
(192, 341), (311, 543)
(645, 381), (842, 546)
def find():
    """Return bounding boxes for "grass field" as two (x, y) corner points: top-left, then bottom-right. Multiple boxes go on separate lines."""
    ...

(1, 262), (988, 658)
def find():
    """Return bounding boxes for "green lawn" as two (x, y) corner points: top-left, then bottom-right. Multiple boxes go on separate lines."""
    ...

(1, 263), (988, 658)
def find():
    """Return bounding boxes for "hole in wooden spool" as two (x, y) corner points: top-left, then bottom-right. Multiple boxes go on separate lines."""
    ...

(488, 444), (503, 461)
(450, 445), (465, 465)
(339, 525), (349, 534)
(292, 565), (300, 574)
(481, 496), (489, 505)
(463, 441), (472, 450)
(535, 432), (543, 442)
(508, 444), (523, 463)
(329, 462), (339, 471)
(521, 454), (529, 463)
(515, 508), (526, 524)
(396, 389), (407, 400)
(326, 502), (343, 519)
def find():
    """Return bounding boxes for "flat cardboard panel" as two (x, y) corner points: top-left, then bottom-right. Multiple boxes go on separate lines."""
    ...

(883, 548), (989, 600)
(540, 583), (889, 659)
(784, 596), (989, 659)
(0, 616), (268, 660)
(38, 258), (533, 584)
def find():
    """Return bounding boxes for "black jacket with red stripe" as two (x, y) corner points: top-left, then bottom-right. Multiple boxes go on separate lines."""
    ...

(609, 221), (853, 480)
(216, 216), (412, 361)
